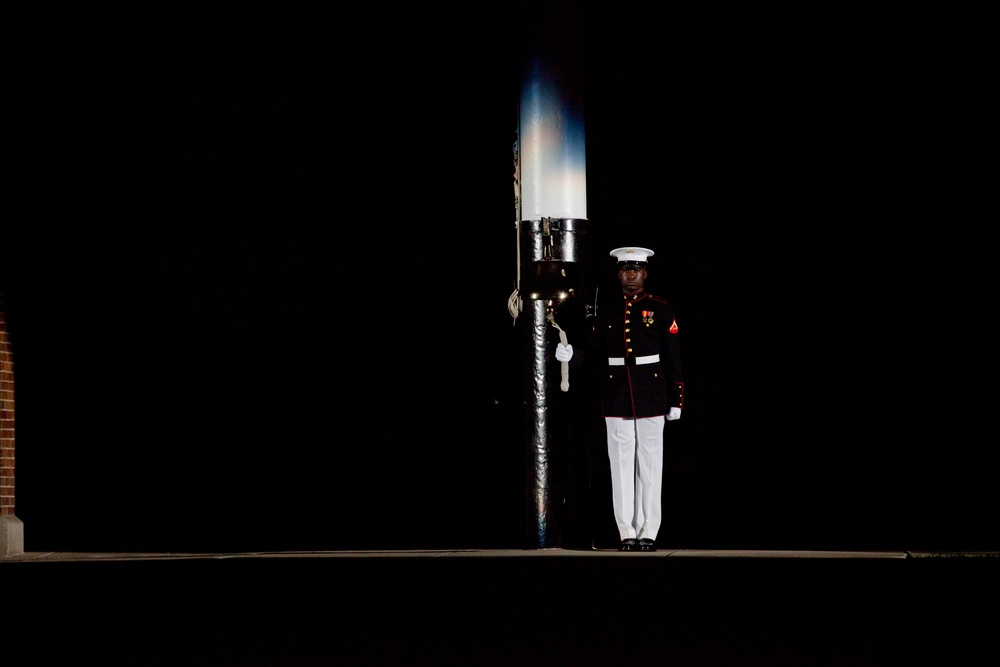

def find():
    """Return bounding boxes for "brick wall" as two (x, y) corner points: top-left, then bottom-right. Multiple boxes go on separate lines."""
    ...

(0, 292), (14, 516)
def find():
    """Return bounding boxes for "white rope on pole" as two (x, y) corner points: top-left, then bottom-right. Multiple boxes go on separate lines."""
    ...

(509, 218), (523, 322)
(510, 133), (523, 324)
(547, 314), (570, 392)
(508, 288), (522, 321)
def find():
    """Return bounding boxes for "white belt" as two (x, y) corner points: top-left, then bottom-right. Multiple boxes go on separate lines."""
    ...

(608, 354), (660, 366)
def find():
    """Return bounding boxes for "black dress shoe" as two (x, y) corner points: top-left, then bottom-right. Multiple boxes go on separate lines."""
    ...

(638, 538), (656, 552)
(619, 538), (639, 552)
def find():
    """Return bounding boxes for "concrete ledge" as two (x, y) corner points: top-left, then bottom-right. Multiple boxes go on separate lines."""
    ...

(1, 548), (919, 562)
(0, 515), (24, 557)
(6, 548), (999, 563)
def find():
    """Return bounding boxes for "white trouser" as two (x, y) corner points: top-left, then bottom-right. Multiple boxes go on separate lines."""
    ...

(606, 416), (665, 541)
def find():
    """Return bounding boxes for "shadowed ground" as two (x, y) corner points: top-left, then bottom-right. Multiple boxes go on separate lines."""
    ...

(5, 549), (997, 665)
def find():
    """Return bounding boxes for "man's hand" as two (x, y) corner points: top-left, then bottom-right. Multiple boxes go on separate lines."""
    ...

(666, 407), (681, 421)
(555, 343), (573, 363)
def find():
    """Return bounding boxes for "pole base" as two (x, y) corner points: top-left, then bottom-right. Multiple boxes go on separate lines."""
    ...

(0, 515), (24, 557)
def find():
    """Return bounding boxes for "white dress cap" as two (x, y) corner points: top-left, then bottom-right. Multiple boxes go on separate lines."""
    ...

(610, 247), (655, 263)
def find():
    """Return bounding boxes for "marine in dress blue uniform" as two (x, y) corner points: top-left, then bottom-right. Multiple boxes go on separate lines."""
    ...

(555, 246), (684, 552)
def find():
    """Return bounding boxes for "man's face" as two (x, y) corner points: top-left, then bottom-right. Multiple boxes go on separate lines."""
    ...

(618, 264), (646, 294)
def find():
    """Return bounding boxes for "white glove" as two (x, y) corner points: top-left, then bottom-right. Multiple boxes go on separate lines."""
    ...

(666, 407), (681, 421)
(555, 343), (573, 363)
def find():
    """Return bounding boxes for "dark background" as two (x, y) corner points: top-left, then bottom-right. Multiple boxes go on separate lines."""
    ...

(3, 3), (995, 553)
